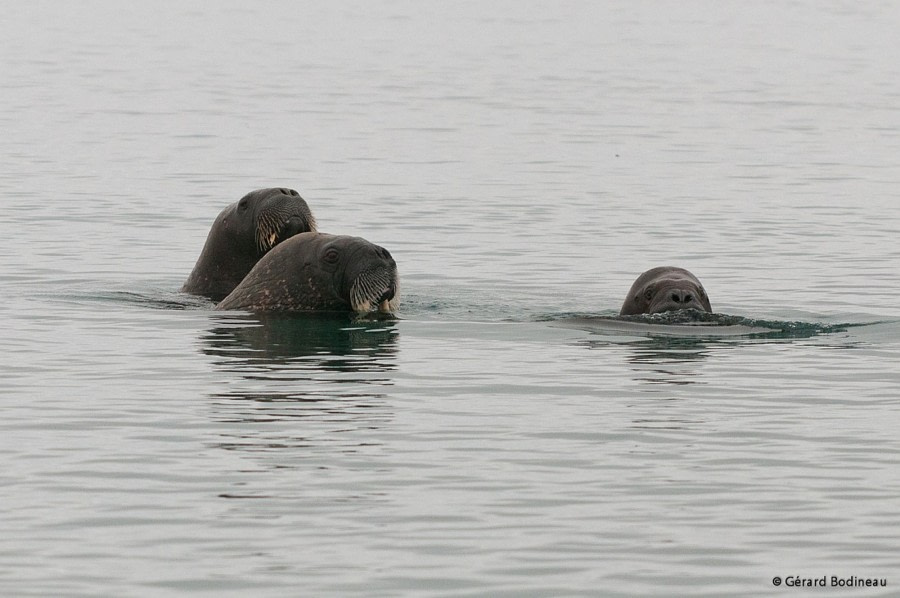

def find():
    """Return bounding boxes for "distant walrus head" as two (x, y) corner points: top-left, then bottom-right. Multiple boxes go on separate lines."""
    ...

(182, 188), (316, 301)
(216, 232), (399, 314)
(620, 266), (712, 315)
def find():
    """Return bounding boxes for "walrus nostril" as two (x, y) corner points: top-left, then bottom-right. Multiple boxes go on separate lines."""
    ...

(669, 290), (694, 304)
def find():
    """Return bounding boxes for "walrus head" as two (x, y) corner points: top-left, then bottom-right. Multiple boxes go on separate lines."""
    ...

(308, 234), (399, 313)
(215, 232), (400, 314)
(620, 266), (712, 316)
(182, 188), (316, 301)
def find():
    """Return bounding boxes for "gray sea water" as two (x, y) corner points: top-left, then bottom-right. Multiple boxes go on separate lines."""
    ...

(3, 2), (900, 596)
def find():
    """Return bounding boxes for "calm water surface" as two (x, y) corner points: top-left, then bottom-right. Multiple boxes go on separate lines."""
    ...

(3, 2), (900, 596)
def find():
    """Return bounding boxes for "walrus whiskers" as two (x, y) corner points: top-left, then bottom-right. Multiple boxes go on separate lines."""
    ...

(350, 268), (398, 313)
(255, 198), (317, 253)
(256, 213), (283, 253)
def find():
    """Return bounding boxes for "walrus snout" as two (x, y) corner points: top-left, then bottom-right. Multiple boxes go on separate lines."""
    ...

(348, 245), (400, 313)
(378, 284), (397, 303)
(277, 214), (316, 241)
(669, 289), (696, 306)
(253, 191), (317, 253)
(650, 285), (708, 313)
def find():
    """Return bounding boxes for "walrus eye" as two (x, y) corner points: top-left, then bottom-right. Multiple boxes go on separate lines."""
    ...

(323, 248), (340, 264)
(643, 287), (654, 302)
(238, 200), (249, 212)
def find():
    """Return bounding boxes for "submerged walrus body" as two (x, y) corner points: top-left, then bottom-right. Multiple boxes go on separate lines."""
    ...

(216, 232), (399, 314)
(182, 188), (316, 301)
(620, 267), (712, 315)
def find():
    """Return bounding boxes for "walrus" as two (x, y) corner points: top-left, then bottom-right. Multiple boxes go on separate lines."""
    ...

(620, 267), (712, 315)
(216, 232), (399, 313)
(182, 188), (316, 301)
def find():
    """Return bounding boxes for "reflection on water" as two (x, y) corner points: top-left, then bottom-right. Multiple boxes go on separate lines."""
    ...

(580, 334), (715, 386)
(625, 337), (713, 386)
(558, 311), (865, 386)
(202, 312), (399, 368)
(199, 312), (399, 456)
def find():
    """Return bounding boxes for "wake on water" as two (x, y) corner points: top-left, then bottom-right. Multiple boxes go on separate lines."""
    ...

(545, 309), (864, 340)
(57, 288), (882, 342)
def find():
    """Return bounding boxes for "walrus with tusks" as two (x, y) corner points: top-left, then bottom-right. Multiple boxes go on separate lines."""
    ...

(182, 188), (316, 301)
(216, 232), (400, 313)
(620, 266), (712, 315)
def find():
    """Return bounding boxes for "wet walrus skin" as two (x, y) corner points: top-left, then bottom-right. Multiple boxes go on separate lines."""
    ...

(216, 232), (399, 314)
(182, 188), (316, 301)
